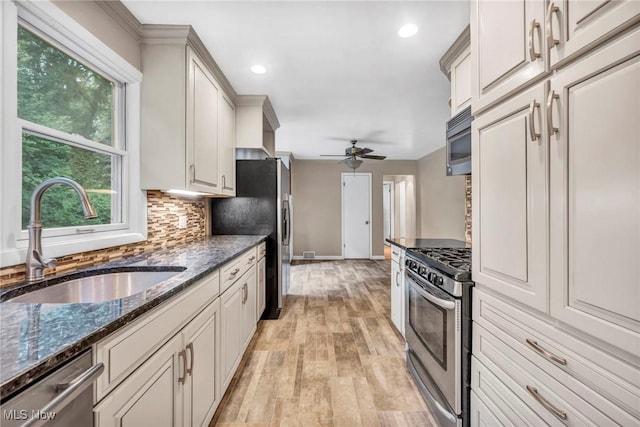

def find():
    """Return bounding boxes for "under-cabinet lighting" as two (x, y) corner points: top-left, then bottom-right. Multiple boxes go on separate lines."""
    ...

(398, 24), (418, 38)
(166, 189), (207, 197)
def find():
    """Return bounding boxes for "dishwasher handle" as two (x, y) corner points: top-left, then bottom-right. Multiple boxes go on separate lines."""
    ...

(21, 363), (104, 427)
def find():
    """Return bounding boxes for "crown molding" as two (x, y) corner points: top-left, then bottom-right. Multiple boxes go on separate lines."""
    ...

(95, 1), (142, 41)
(140, 24), (237, 98)
(439, 24), (470, 80)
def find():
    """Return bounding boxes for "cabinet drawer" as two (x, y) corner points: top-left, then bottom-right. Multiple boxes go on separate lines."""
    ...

(471, 356), (546, 426)
(474, 288), (640, 419)
(257, 241), (266, 260)
(390, 246), (403, 264)
(94, 270), (220, 402)
(221, 248), (256, 293)
(474, 323), (633, 425)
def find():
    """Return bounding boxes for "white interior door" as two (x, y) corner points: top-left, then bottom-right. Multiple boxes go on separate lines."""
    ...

(383, 182), (394, 242)
(343, 173), (371, 259)
(398, 181), (406, 237)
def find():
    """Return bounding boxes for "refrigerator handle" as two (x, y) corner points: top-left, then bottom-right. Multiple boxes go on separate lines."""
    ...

(282, 200), (290, 245)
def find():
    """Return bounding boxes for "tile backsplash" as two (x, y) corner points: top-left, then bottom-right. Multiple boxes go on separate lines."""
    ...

(0, 190), (207, 287)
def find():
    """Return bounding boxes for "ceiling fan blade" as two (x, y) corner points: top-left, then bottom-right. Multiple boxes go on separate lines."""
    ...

(360, 155), (387, 160)
(320, 154), (348, 157)
(360, 148), (374, 155)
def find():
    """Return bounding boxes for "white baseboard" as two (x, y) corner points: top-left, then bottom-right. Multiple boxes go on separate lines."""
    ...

(293, 255), (386, 261)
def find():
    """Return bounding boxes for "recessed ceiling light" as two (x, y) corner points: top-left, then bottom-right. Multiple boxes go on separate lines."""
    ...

(398, 24), (418, 38)
(251, 65), (266, 74)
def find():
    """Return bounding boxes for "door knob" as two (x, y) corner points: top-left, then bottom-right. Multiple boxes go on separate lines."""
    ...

(365, 220), (370, 225)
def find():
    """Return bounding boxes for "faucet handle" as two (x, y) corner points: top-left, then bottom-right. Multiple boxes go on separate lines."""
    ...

(33, 250), (57, 269)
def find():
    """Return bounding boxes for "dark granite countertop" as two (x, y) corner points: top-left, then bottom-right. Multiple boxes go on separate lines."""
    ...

(0, 235), (267, 401)
(386, 237), (470, 250)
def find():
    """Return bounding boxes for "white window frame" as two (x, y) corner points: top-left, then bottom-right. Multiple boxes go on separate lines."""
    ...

(1, 0), (146, 268)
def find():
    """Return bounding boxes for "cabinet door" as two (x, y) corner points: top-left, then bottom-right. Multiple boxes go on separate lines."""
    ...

(187, 48), (220, 192)
(219, 92), (236, 196)
(548, 0), (640, 69)
(241, 266), (257, 350)
(257, 257), (266, 319)
(390, 259), (403, 335)
(182, 299), (220, 427)
(451, 47), (472, 115)
(471, 0), (547, 113)
(472, 83), (548, 312)
(95, 334), (182, 427)
(220, 280), (244, 392)
(549, 29), (640, 357)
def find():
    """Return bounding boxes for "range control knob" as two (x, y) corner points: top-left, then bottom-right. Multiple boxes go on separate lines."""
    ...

(419, 266), (427, 275)
(409, 261), (417, 270)
(436, 276), (444, 286)
(405, 259), (411, 267)
(427, 272), (435, 282)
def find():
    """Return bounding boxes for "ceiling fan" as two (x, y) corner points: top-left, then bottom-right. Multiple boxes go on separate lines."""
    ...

(321, 139), (387, 169)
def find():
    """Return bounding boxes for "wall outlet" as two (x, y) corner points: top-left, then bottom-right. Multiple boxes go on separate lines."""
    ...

(178, 215), (187, 229)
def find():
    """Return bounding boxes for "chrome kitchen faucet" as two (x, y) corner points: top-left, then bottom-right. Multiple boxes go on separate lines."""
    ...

(26, 177), (98, 281)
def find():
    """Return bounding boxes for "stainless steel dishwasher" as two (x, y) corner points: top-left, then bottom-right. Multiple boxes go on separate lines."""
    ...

(1, 351), (103, 427)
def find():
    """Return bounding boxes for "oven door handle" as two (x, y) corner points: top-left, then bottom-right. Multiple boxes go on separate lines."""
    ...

(407, 274), (455, 311)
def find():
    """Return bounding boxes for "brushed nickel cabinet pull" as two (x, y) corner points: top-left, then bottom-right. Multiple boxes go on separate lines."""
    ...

(186, 342), (194, 376)
(526, 385), (568, 420)
(546, 2), (560, 49)
(525, 338), (567, 365)
(178, 349), (187, 384)
(396, 271), (401, 287)
(230, 268), (240, 277)
(528, 100), (540, 141)
(248, 255), (256, 263)
(528, 19), (541, 62)
(189, 164), (195, 183)
(547, 90), (560, 134)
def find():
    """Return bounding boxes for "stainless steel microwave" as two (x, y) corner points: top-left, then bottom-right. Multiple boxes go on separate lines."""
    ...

(446, 106), (472, 176)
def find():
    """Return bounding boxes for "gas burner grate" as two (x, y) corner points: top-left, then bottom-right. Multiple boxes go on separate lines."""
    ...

(409, 247), (472, 281)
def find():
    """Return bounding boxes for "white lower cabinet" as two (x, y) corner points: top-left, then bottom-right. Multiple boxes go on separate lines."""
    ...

(95, 300), (220, 427)
(220, 265), (257, 392)
(390, 246), (405, 336)
(257, 256), (266, 319)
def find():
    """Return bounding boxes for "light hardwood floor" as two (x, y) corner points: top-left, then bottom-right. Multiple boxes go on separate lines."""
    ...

(211, 259), (436, 427)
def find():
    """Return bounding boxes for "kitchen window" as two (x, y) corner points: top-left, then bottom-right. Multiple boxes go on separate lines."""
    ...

(1, 1), (145, 267)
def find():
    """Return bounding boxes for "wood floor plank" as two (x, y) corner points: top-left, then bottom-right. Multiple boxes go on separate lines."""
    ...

(210, 260), (433, 427)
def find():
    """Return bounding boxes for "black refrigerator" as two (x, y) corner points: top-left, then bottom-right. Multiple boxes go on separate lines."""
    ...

(210, 158), (291, 319)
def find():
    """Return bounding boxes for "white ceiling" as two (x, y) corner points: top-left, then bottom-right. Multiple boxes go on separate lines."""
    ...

(122, 1), (469, 160)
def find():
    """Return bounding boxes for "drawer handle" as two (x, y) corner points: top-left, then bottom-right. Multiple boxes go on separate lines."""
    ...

(546, 2), (560, 49)
(392, 251), (399, 256)
(178, 349), (187, 384)
(395, 271), (401, 287)
(528, 100), (540, 141)
(186, 342), (194, 376)
(229, 268), (240, 277)
(526, 385), (567, 420)
(525, 338), (567, 366)
(546, 90), (560, 135)
(248, 256), (256, 263)
(528, 19), (541, 62)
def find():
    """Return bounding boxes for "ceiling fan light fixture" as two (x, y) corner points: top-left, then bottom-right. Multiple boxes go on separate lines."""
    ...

(398, 23), (418, 38)
(343, 158), (363, 170)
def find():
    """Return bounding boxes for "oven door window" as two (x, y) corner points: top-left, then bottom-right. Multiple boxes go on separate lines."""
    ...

(408, 281), (448, 370)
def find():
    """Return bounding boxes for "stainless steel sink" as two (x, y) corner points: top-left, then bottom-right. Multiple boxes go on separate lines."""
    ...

(7, 270), (184, 304)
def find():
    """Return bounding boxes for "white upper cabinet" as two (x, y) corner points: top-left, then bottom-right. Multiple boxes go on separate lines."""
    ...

(140, 25), (236, 196)
(219, 93), (236, 196)
(440, 26), (472, 116)
(471, 0), (548, 113)
(548, 28), (640, 358)
(472, 83), (548, 312)
(547, 0), (640, 69)
(235, 95), (280, 157)
(187, 49), (220, 193)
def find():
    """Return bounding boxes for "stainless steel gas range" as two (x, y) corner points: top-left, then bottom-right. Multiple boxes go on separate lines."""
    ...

(404, 246), (472, 427)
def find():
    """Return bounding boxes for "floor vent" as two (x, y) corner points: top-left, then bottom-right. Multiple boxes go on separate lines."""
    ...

(303, 251), (316, 259)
